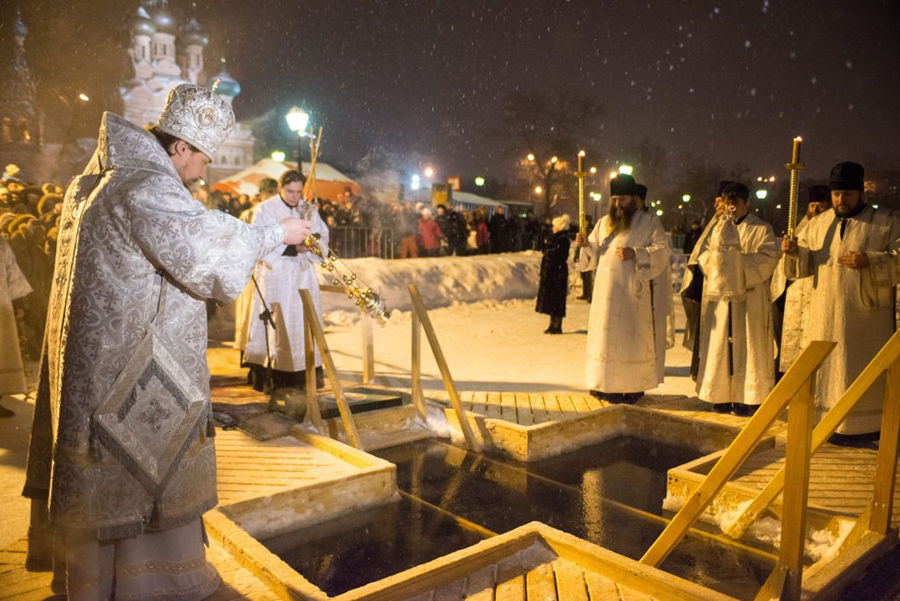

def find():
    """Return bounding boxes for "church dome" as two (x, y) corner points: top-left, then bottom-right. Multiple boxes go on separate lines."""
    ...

(131, 6), (156, 37)
(211, 65), (241, 97)
(146, 1), (176, 34)
(179, 18), (209, 47)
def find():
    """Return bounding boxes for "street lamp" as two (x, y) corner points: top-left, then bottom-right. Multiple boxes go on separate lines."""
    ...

(534, 185), (543, 195)
(618, 164), (634, 176)
(270, 150), (286, 162)
(755, 189), (768, 200)
(424, 166), (435, 179)
(285, 106), (311, 172)
(682, 194), (691, 203)
(526, 153), (535, 162)
(474, 176), (485, 187)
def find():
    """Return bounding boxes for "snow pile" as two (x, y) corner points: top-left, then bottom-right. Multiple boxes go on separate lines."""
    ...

(662, 492), (856, 563)
(319, 252), (542, 319)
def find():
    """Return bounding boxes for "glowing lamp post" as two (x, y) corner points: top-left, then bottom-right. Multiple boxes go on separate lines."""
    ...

(474, 176), (485, 187)
(270, 150), (286, 162)
(285, 106), (310, 173)
(682, 194), (691, 203)
(756, 189), (768, 200)
(618, 164), (634, 176)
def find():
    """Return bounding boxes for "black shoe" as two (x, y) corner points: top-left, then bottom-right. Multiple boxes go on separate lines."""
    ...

(711, 403), (732, 414)
(732, 403), (759, 417)
(0, 404), (13, 418)
(621, 392), (644, 404)
(589, 390), (605, 399)
(543, 327), (553, 334)
(548, 327), (562, 334)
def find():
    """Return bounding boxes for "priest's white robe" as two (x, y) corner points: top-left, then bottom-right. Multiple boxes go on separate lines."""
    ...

(0, 237), (32, 394)
(784, 205), (900, 434)
(579, 211), (670, 393)
(243, 196), (329, 372)
(694, 213), (778, 405)
(770, 216), (814, 372)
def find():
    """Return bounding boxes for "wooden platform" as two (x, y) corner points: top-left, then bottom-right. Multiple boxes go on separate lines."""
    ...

(0, 535), (280, 601)
(729, 443), (900, 526)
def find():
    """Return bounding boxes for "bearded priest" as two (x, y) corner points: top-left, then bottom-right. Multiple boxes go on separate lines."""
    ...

(576, 173), (670, 404)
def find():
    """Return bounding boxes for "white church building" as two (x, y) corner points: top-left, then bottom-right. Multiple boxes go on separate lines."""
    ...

(121, 0), (254, 183)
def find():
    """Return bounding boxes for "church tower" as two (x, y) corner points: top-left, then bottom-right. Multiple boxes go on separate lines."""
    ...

(0, 10), (40, 146)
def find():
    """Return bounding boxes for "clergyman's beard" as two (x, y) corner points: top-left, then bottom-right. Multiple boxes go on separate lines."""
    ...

(608, 205), (636, 232)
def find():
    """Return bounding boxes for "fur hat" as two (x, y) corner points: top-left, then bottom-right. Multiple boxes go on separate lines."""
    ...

(609, 173), (637, 196)
(153, 84), (235, 159)
(808, 184), (830, 204)
(829, 161), (864, 192)
(552, 214), (571, 231)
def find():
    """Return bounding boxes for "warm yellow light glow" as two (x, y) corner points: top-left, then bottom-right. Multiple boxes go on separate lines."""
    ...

(534, 186), (543, 195)
(424, 166), (435, 178)
(618, 164), (633, 175)
(526, 153), (535, 161)
(78, 93), (90, 102)
(578, 150), (586, 157)
(270, 150), (286, 162)
(550, 156), (558, 163)
(589, 166), (597, 174)
(682, 194), (691, 203)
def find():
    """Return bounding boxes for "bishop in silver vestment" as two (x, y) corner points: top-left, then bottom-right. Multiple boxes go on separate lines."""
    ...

(23, 85), (312, 600)
(783, 162), (900, 436)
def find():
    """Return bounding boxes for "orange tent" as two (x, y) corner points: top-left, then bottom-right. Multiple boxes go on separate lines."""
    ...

(210, 158), (361, 201)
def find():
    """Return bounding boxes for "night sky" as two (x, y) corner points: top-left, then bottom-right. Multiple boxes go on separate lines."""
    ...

(5, 0), (900, 185)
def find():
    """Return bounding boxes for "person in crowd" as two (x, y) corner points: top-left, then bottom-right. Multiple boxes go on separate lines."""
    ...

(242, 169), (328, 392)
(418, 207), (444, 257)
(473, 208), (490, 254)
(691, 182), (778, 416)
(682, 220), (702, 254)
(0, 235), (32, 417)
(576, 173), (669, 403)
(536, 214), (571, 334)
(770, 185), (830, 376)
(575, 214), (595, 301)
(435, 204), (467, 256)
(392, 202), (419, 258)
(488, 205), (508, 253)
(22, 83), (312, 598)
(782, 162), (900, 445)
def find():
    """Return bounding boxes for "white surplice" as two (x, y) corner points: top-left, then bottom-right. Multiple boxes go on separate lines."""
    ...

(784, 205), (900, 434)
(579, 210), (670, 393)
(0, 237), (32, 394)
(242, 196), (329, 372)
(694, 213), (778, 406)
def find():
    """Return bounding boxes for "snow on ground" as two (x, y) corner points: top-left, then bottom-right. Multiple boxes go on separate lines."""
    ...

(310, 252), (697, 399)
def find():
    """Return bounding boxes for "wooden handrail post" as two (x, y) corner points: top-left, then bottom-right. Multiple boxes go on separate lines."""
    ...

(300, 289), (363, 449)
(779, 374), (815, 600)
(410, 309), (426, 420)
(869, 356), (900, 534)
(408, 284), (481, 451)
(640, 341), (835, 568)
(362, 309), (374, 384)
(301, 292), (324, 432)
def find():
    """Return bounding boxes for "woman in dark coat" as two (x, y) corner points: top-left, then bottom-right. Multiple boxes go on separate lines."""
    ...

(536, 214), (571, 334)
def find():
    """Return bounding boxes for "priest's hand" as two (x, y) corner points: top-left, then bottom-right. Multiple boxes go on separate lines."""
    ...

(616, 246), (635, 261)
(280, 217), (313, 245)
(838, 251), (870, 269)
(575, 232), (587, 247)
(781, 237), (797, 254)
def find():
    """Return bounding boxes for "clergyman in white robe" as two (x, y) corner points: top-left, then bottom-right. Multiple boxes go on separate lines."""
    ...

(0, 237), (32, 403)
(693, 209), (778, 408)
(784, 203), (900, 434)
(243, 194), (329, 381)
(579, 209), (670, 395)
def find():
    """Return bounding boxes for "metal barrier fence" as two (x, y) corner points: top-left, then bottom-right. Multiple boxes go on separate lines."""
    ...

(328, 226), (395, 259)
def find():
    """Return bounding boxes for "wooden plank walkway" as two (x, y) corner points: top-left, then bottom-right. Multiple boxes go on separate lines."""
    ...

(215, 429), (358, 506)
(409, 548), (662, 601)
(730, 443), (900, 527)
(0, 536), (280, 600)
(433, 389), (781, 435)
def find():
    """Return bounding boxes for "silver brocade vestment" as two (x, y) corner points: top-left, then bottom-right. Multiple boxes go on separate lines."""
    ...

(24, 112), (284, 540)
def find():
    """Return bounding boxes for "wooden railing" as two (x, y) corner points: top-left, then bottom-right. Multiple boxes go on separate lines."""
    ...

(639, 340), (836, 601)
(408, 284), (481, 452)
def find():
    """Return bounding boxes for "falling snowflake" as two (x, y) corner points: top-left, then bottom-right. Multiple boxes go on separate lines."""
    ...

(744, 40), (752, 49)
(845, 60), (853, 69)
